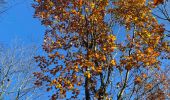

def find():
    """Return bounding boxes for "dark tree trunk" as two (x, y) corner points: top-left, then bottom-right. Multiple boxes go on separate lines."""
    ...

(85, 77), (90, 100)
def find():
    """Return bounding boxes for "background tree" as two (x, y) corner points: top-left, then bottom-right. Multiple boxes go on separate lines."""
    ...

(143, 0), (170, 99)
(0, 0), (6, 14)
(33, 0), (170, 99)
(0, 40), (44, 100)
(0, 0), (26, 15)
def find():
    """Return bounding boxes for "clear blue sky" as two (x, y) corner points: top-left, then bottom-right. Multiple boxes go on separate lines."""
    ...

(0, 0), (49, 99)
(0, 0), (169, 99)
(0, 0), (44, 45)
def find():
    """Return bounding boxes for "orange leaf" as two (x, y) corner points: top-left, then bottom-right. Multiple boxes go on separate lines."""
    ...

(154, 0), (164, 6)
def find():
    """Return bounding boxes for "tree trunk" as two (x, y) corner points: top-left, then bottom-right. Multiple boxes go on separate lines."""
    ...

(85, 77), (90, 100)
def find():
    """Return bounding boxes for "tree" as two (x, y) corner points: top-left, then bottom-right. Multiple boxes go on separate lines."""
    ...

(152, 0), (170, 34)
(0, 0), (26, 15)
(144, 0), (170, 99)
(0, 0), (6, 14)
(33, 0), (170, 99)
(0, 41), (44, 100)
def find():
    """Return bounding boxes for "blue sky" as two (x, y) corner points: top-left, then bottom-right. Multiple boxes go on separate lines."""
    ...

(0, 0), (44, 45)
(0, 0), (169, 99)
(0, 0), (49, 99)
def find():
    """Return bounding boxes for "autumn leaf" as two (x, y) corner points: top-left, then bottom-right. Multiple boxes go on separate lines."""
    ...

(33, 0), (168, 99)
(110, 59), (116, 66)
(154, 0), (164, 6)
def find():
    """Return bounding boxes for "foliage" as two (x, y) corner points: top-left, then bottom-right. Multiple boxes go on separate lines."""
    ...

(33, 0), (170, 99)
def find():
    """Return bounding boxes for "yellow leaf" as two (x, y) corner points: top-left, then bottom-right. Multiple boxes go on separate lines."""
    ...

(85, 8), (89, 12)
(91, 3), (95, 9)
(111, 59), (116, 66)
(84, 71), (91, 78)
